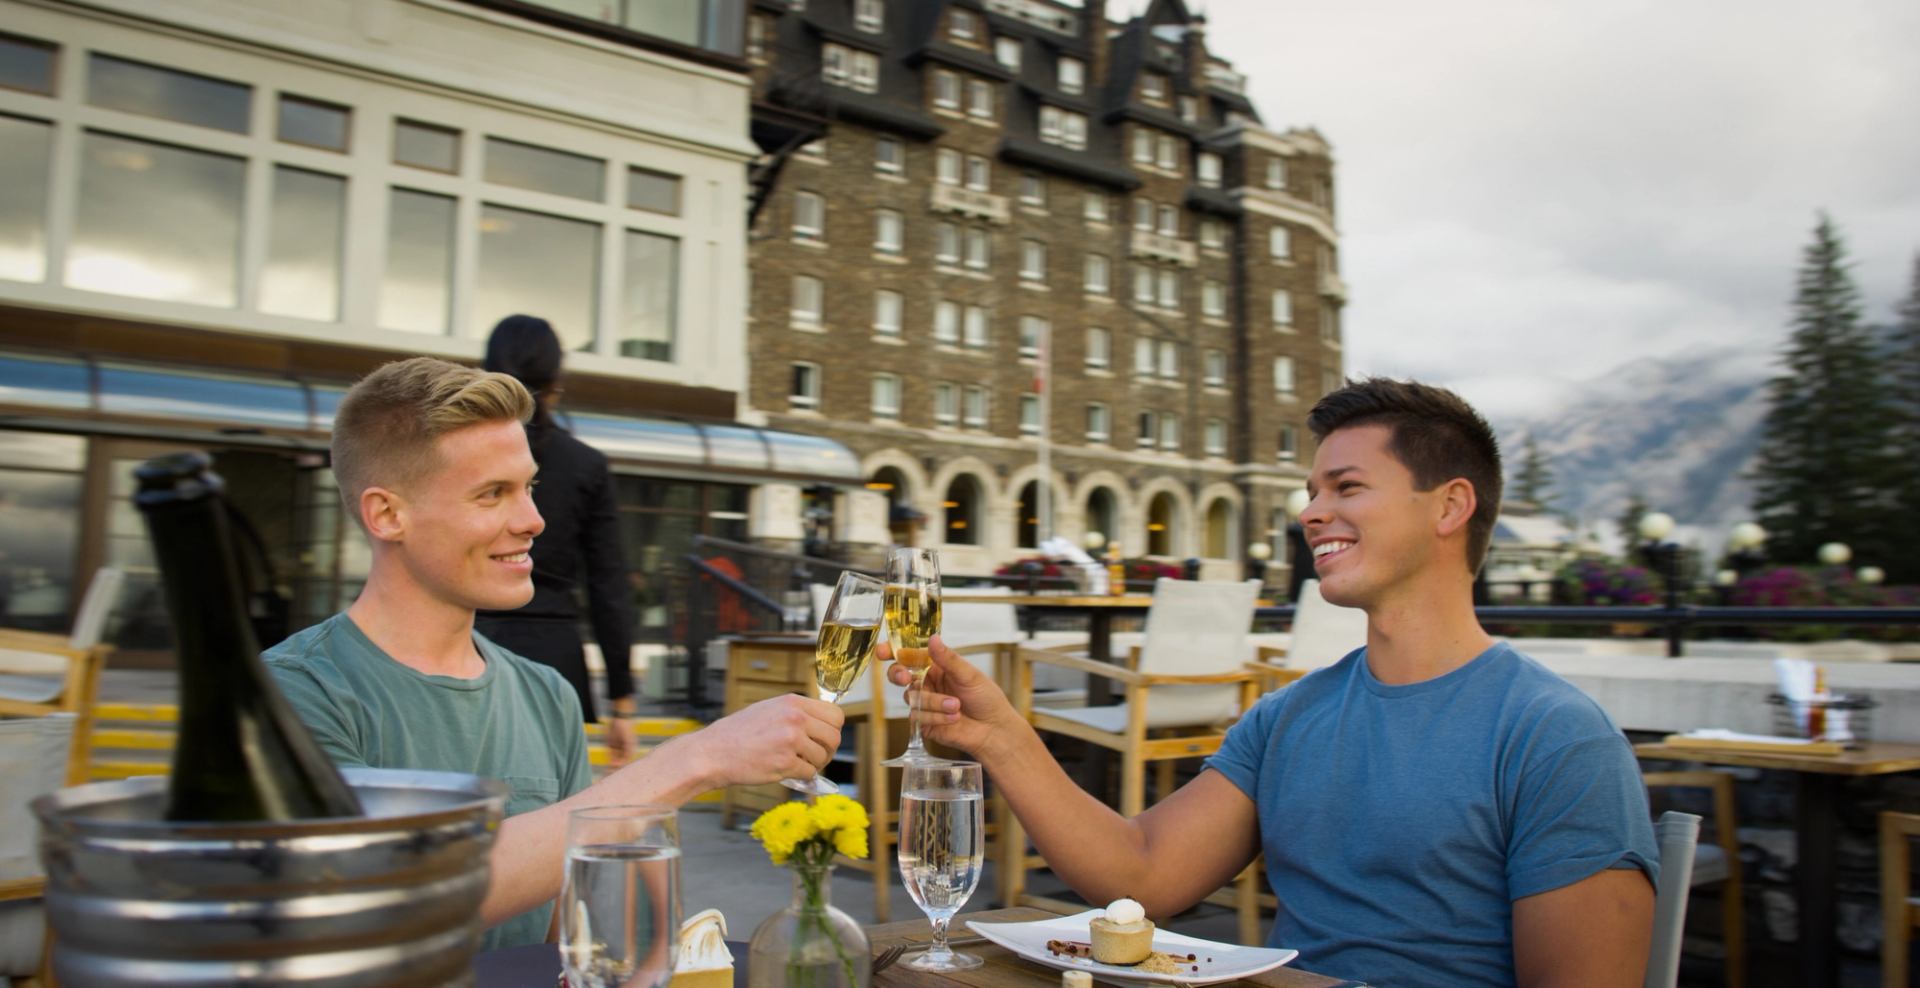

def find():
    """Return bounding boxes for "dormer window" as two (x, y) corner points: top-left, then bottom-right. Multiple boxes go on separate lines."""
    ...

(1140, 72), (1168, 104)
(995, 37), (1021, 70)
(1058, 56), (1084, 95)
(1178, 95), (1199, 123)
(951, 9), (979, 43)
(854, 0), (883, 33)
(1197, 152), (1221, 188)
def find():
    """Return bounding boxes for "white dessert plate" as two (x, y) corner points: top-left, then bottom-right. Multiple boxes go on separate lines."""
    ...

(965, 909), (1299, 988)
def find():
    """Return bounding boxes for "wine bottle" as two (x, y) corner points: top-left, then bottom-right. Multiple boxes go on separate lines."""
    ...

(135, 452), (363, 821)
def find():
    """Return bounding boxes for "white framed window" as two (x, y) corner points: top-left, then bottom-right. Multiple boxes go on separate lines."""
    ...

(1156, 340), (1179, 379)
(1132, 128), (1153, 164)
(1019, 394), (1041, 436)
(854, 0), (884, 32)
(961, 385), (988, 427)
(1084, 193), (1109, 223)
(1272, 290), (1294, 327)
(1157, 204), (1179, 237)
(790, 362), (821, 409)
(933, 69), (961, 110)
(1039, 106), (1086, 150)
(1203, 349), (1226, 387)
(851, 49), (880, 92)
(963, 227), (989, 270)
(1205, 418), (1226, 457)
(875, 137), (903, 175)
(936, 148), (961, 185)
(822, 45), (879, 93)
(1156, 269), (1180, 309)
(967, 79), (994, 119)
(1132, 266), (1155, 304)
(963, 305), (990, 348)
(1155, 134), (1178, 172)
(1159, 413), (1180, 452)
(1086, 327), (1111, 369)
(1084, 254), (1111, 295)
(1133, 337), (1155, 376)
(1058, 56), (1084, 95)
(1200, 218), (1225, 249)
(874, 209), (903, 254)
(747, 15), (768, 60)
(1197, 152), (1221, 188)
(951, 9), (979, 42)
(1269, 225), (1291, 260)
(1179, 95), (1199, 123)
(1272, 355), (1296, 396)
(1321, 305), (1341, 343)
(792, 190), (824, 240)
(1266, 157), (1286, 190)
(1140, 72), (1167, 104)
(995, 36), (1022, 70)
(1132, 197), (1154, 231)
(1019, 315), (1046, 357)
(934, 381), (959, 425)
(1019, 172), (1045, 207)
(964, 154), (991, 191)
(934, 222), (960, 264)
(934, 299), (960, 342)
(1137, 410), (1157, 448)
(1020, 239), (1047, 282)
(791, 275), (823, 327)
(1086, 403), (1110, 442)
(1202, 279), (1225, 317)
(873, 289), (902, 336)
(1278, 424), (1298, 463)
(871, 372), (900, 419)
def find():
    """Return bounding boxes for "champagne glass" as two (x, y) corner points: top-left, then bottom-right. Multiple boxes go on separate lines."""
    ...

(882, 547), (943, 767)
(782, 570), (884, 795)
(560, 805), (682, 988)
(897, 760), (985, 971)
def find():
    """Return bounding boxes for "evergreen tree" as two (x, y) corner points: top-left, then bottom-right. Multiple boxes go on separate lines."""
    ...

(1511, 434), (1556, 510)
(1749, 214), (1900, 569)
(1888, 253), (1920, 579)
(1615, 492), (1648, 550)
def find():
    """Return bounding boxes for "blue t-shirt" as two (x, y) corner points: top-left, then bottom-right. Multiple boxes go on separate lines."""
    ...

(1204, 642), (1658, 986)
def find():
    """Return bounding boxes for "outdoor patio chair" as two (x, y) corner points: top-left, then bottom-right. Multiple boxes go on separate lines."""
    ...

(1646, 811), (1702, 988)
(0, 712), (76, 988)
(1642, 771), (1745, 988)
(1882, 810), (1920, 988)
(0, 566), (124, 785)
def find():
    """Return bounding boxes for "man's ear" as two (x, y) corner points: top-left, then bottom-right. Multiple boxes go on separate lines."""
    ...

(360, 486), (406, 544)
(1434, 478), (1478, 539)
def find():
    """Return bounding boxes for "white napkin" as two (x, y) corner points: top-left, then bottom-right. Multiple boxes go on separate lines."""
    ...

(1773, 658), (1815, 701)
(1039, 536), (1095, 566)
(1675, 729), (1826, 747)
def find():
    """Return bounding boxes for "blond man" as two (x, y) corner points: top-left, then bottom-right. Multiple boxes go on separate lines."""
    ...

(267, 357), (843, 948)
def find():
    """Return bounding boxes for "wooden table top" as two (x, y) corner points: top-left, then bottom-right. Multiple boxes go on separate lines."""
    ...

(866, 908), (1353, 988)
(1633, 739), (1920, 776)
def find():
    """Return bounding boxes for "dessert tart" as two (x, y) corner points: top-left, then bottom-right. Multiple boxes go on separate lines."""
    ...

(1088, 898), (1153, 965)
(668, 909), (733, 988)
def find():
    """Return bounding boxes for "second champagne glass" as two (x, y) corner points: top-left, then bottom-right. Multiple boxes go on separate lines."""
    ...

(880, 547), (941, 767)
(783, 571), (885, 795)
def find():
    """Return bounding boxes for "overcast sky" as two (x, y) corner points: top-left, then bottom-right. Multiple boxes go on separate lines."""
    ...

(1196, 0), (1920, 420)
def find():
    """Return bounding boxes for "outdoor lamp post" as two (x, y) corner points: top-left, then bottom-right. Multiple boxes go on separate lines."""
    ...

(1082, 530), (1106, 552)
(1726, 521), (1767, 576)
(1859, 565), (1885, 585)
(1247, 540), (1272, 588)
(1637, 512), (1685, 657)
(1817, 542), (1852, 567)
(1285, 488), (1313, 602)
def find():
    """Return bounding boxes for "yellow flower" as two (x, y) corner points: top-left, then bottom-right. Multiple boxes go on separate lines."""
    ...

(832, 824), (868, 860)
(750, 802), (817, 865)
(808, 795), (868, 837)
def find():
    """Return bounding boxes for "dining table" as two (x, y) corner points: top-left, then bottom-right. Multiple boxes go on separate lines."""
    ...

(941, 594), (1157, 707)
(1633, 738), (1920, 988)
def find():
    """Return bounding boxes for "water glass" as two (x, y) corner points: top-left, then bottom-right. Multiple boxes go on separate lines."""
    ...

(897, 760), (984, 971)
(560, 805), (683, 988)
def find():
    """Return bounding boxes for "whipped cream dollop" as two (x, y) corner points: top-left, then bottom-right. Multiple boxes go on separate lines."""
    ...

(1103, 898), (1145, 925)
(676, 909), (733, 970)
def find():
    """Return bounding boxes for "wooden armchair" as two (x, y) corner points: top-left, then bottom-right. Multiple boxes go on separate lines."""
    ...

(1883, 811), (1920, 988)
(0, 567), (124, 785)
(0, 712), (79, 987)
(1643, 770), (1744, 988)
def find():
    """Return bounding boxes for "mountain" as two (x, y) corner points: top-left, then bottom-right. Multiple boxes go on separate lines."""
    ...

(1491, 345), (1775, 555)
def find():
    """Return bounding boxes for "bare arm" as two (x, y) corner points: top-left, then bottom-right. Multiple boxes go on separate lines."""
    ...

(478, 692), (843, 925)
(1512, 868), (1653, 988)
(893, 638), (1260, 919)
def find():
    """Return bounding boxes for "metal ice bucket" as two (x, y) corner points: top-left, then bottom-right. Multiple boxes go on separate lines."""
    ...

(32, 767), (507, 987)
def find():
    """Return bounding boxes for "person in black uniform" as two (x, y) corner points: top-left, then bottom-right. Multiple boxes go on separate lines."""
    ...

(476, 315), (640, 765)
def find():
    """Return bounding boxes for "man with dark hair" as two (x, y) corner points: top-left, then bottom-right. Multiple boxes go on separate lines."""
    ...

(892, 378), (1658, 986)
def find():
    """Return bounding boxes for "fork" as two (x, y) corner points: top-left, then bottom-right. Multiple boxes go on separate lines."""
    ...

(872, 935), (989, 975)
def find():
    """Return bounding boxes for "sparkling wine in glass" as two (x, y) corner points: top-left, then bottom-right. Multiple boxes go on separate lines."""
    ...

(560, 805), (682, 988)
(881, 547), (942, 767)
(782, 571), (884, 795)
(898, 760), (985, 971)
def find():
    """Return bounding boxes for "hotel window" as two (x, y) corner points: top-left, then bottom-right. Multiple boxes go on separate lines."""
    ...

(1132, 267), (1154, 305)
(967, 79), (994, 120)
(0, 114), (52, 283)
(1156, 340), (1180, 379)
(472, 204), (601, 343)
(1155, 134), (1178, 172)
(1203, 349), (1226, 387)
(874, 209), (903, 254)
(1020, 240), (1047, 282)
(394, 119), (460, 172)
(965, 154), (991, 191)
(792, 190), (824, 241)
(791, 275), (823, 327)
(1157, 205), (1179, 237)
(277, 95), (350, 152)
(851, 50), (881, 93)
(1200, 218), (1225, 249)
(934, 222), (960, 264)
(71, 133), (246, 308)
(1197, 152), (1221, 188)
(854, 0), (884, 32)
(261, 167), (347, 321)
(1133, 197), (1154, 231)
(995, 36), (1022, 70)
(1084, 254), (1111, 296)
(1020, 394), (1041, 436)
(1205, 418), (1227, 457)
(1039, 106), (1086, 150)
(1179, 95), (1199, 123)
(88, 54), (251, 133)
(1321, 305), (1341, 343)
(1132, 129), (1153, 164)
(1137, 410), (1157, 448)
(1159, 414), (1181, 452)
(484, 137), (604, 202)
(1058, 55), (1084, 95)
(627, 167), (681, 216)
(1019, 172), (1045, 207)
(1266, 157), (1286, 190)
(934, 382), (959, 425)
(1272, 356), (1296, 396)
(1278, 425), (1298, 462)
(1084, 193), (1109, 223)
(822, 46), (878, 92)
(951, 9), (979, 42)
(790, 362), (821, 409)
(871, 373), (901, 419)
(0, 34), (57, 96)
(1270, 226), (1291, 260)
(963, 305), (990, 348)
(934, 300), (960, 343)
(379, 189), (455, 332)
(1086, 327), (1111, 369)
(961, 386), (988, 427)
(1140, 72), (1167, 104)
(1085, 403), (1110, 442)
(1272, 290), (1294, 327)
(873, 290), (903, 336)
(937, 148), (961, 184)
(933, 69), (961, 110)
(1155, 269), (1180, 309)
(963, 227), (989, 271)
(875, 137), (903, 175)
(1019, 315), (1046, 357)
(1202, 279), (1225, 317)
(1133, 337), (1155, 376)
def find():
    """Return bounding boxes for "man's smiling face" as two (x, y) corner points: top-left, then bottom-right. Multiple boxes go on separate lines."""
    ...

(391, 418), (545, 613)
(1300, 424), (1445, 610)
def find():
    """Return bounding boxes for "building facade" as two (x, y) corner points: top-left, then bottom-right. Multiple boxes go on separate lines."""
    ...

(742, 0), (1345, 578)
(0, 0), (859, 665)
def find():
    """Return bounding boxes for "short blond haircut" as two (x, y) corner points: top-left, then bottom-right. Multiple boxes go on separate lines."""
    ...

(331, 357), (534, 523)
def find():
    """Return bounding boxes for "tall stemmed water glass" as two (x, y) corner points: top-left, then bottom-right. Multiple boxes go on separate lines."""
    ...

(898, 760), (986, 971)
(559, 805), (683, 988)
(880, 547), (942, 767)
(781, 571), (884, 795)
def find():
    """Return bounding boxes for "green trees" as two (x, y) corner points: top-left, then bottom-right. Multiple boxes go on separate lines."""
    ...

(1749, 215), (1904, 576)
(1890, 254), (1920, 578)
(1511, 434), (1556, 511)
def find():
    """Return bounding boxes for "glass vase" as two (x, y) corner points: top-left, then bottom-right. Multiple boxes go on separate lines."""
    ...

(747, 861), (870, 988)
